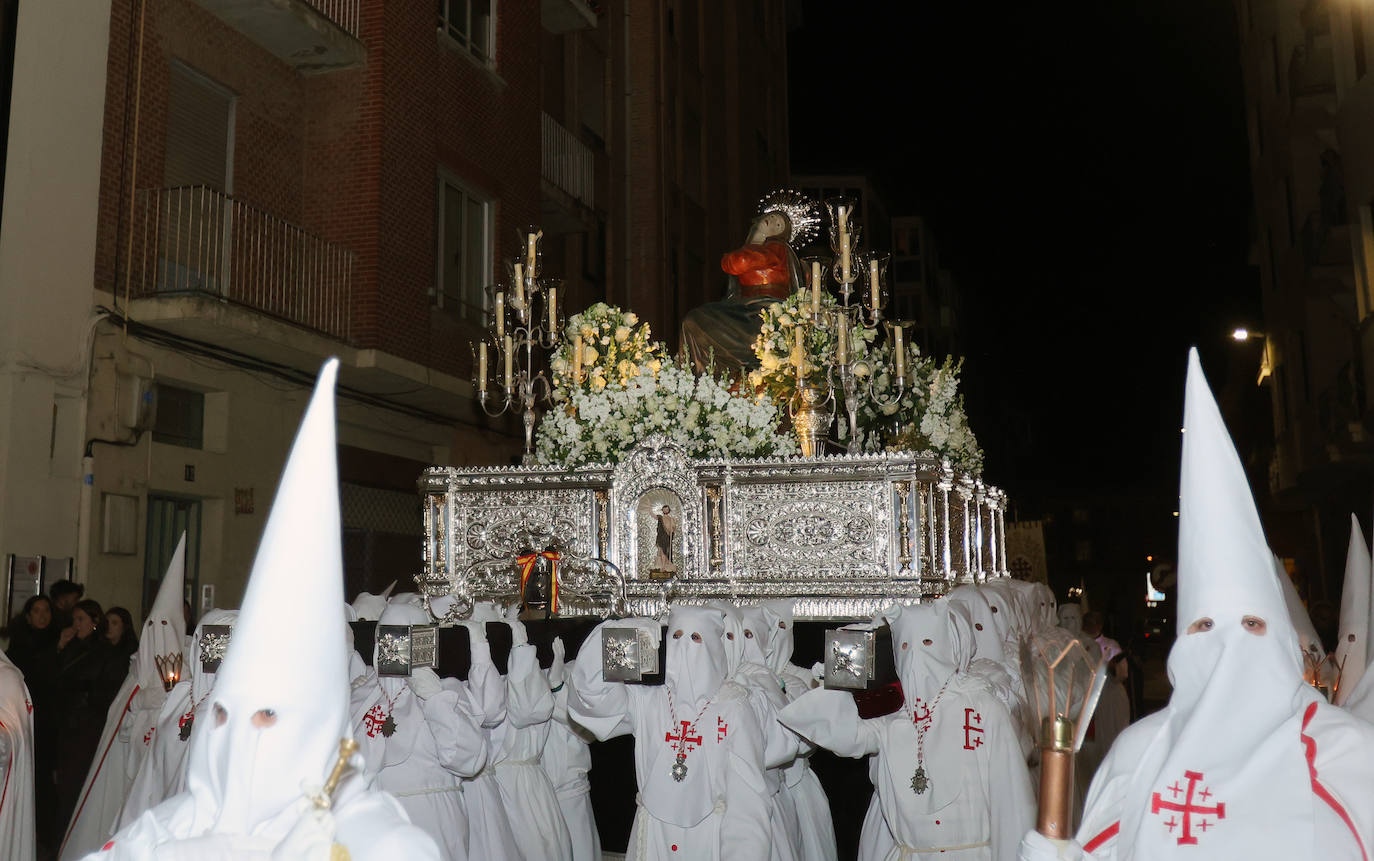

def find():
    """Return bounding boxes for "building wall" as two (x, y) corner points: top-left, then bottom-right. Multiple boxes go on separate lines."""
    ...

(1236, 0), (1373, 602)
(0, 0), (113, 593)
(1, 0), (792, 618)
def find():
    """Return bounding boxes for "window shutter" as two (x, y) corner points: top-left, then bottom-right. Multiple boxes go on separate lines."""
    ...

(164, 62), (232, 190)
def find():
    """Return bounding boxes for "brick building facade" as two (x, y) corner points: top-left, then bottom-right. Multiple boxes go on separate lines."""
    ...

(0, 0), (791, 616)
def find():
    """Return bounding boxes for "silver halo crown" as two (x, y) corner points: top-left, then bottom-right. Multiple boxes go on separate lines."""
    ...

(757, 189), (823, 247)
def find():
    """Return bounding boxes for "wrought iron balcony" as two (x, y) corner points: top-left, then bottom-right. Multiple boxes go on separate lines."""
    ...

(541, 112), (595, 209)
(129, 186), (354, 343)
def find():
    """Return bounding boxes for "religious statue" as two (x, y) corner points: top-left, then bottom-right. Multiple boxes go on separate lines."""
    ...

(680, 190), (822, 377)
(654, 504), (677, 573)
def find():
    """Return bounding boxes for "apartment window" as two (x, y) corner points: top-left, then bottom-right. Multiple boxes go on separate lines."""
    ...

(579, 43), (606, 144)
(153, 384), (204, 449)
(1355, 5), (1368, 80)
(436, 175), (491, 321)
(438, 0), (494, 64)
(164, 62), (233, 191)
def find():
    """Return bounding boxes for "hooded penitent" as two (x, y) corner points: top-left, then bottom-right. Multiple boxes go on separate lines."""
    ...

(60, 535), (187, 860)
(0, 647), (36, 861)
(93, 361), (438, 860)
(1067, 350), (1332, 859)
(118, 609), (240, 829)
(665, 606), (729, 711)
(184, 361), (356, 841)
(1333, 515), (1371, 706)
(351, 581), (397, 623)
(1275, 555), (1326, 687)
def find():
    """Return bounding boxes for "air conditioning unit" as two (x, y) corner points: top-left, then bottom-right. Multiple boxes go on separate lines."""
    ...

(117, 374), (158, 432)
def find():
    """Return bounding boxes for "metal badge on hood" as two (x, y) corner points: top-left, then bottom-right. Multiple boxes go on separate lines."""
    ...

(199, 625), (232, 673)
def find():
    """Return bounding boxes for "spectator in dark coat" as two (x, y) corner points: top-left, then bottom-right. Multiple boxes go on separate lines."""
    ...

(103, 606), (139, 665)
(47, 598), (123, 840)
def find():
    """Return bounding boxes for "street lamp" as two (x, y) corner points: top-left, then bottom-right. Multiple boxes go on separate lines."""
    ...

(1229, 327), (1272, 384)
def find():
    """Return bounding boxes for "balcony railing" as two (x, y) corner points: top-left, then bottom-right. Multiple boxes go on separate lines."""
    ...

(304, 0), (359, 38)
(130, 186), (354, 343)
(541, 112), (595, 208)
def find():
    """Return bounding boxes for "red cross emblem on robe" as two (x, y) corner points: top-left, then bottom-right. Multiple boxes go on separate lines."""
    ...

(1151, 770), (1225, 845)
(717, 716), (728, 742)
(362, 704), (388, 738)
(963, 708), (985, 751)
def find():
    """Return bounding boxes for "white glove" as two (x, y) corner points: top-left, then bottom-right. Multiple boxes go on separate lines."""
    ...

(507, 612), (529, 647)
(811, 661), (826, 682)
(271, 799), (337, 861)
(1018, 830), (1087, 861)
(461, 619), (487, 644)
(548, 637), (568, 688)
(409, 666), (444, 700)
(470, 601), (501, 623)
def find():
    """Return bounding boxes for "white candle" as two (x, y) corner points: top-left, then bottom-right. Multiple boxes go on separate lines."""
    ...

(837, 320), (849, 365)
(794, 326), (805, 370)
(572, 334), (583, 383)
(512, 264), (524, 306)
(894, 325), (905, 379)
(526, 232), (539, 273)
(811, 261), (822, 314)
(478, 342), (488, 394)
(503, 335), (514, 389)
(838, 205), (849, 234)
(547, 287), (557, 332)
(869, 258), (881, 307)
(494, 292), (505, 338)
(840, 233), (851, 284)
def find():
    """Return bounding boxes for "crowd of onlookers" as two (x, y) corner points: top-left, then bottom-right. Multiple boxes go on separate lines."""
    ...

(3, 581), (142, 855)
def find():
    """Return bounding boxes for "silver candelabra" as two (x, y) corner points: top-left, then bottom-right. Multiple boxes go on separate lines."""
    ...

(471, 226), (563, 465)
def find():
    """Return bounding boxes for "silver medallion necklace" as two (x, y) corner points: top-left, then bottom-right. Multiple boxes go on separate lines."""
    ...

(665, 686), (713, 782)
(908, 673), (954, 795)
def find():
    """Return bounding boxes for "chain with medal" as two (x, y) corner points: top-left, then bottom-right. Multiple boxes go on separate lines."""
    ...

(909, 674), (953, 795)
(178, 683), (214, 741)
(665, 686), (713, 782)
(379, 683), (403, 737)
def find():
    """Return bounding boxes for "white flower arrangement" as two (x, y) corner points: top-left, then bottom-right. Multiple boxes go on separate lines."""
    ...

(549, 302), (664, 396)
(536, 303), (796, 467)
(748, 290), (877, 400)
(536, 359), (797, 467)
(861, 340), (984, 474)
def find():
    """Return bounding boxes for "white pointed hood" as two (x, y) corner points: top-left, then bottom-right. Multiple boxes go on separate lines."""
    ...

(1333, 515), (1371, 705)
(350, 581), (397, 622)
(947, 584), (1008, 669)
(665, 606), (727, 710)
(756, 600), (796, 676)
(1274, 555), (1324, 680)
(886, 598), (975, 709)
(1112, 349), (1316, 859)
(139, 534), (188, 694)
(184, 359), (351, 838)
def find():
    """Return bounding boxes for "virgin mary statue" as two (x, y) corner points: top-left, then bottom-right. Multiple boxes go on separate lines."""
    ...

(680, 190), (822, 378)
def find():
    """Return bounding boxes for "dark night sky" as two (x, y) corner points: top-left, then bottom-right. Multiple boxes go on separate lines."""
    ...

(788, 1), (1262, 520)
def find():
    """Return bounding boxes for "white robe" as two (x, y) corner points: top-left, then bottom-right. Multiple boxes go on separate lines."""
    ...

(1019, 698), (1374, 860)
(440, 642), (521, 861)
(82, 773), (437, 860)
(780, 679), (1034, 861)
(544, 673), (601, 861)
(62, 653), (167, 860)
(491, 643), (573, 861)
(775, 661), (836, 861)
(353, 674), (487, 860)
(569, 623), (773, 861)
(0, 650), (36, 861)
(742, 664), (802, 861)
